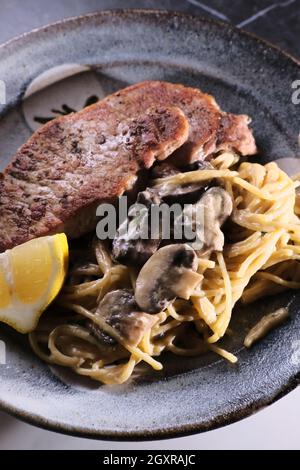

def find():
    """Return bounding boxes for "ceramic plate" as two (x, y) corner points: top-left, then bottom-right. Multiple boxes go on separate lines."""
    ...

(0, 9), (300, 440)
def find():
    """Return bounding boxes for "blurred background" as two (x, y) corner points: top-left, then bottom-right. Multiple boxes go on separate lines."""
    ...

(0, 0), (299, 450)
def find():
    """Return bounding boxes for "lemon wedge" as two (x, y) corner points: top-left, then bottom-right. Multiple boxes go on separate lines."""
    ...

(0, 234), (68, 333)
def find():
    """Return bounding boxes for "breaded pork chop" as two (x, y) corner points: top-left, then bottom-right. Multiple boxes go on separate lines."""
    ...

(0, 106), (189, 252)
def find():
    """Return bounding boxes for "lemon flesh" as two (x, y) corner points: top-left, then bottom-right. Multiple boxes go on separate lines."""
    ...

(0, 234), (68, 333)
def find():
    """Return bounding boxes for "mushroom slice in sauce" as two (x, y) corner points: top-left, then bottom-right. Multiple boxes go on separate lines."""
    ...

(135, 244), (202, 314)
(153, 161), (214, 202)
(159, 182), (209, 205)
(151, 159), (213, 179)
(181, 160), (214, 173)
(94, 289), (156, 347)
(86, 322), (127, 362)
(151, 161), (181, 179)
(184, 186), (232, 254)
(87, 320), (120, 354)
(112, 189), (161, 267)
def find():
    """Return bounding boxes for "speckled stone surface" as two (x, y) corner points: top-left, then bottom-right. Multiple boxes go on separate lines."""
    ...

(0, 9), (299, 439)
(0, 1), (299, 58)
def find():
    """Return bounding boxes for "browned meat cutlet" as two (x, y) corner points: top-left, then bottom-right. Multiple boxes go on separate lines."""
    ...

(0, 81), (256, 252)
(0, 106), (189, 252)
(105, 81), (257, 164)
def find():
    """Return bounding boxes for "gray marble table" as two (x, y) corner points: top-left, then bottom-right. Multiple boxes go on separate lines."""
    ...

(0, 0), (299, 450)
(1, 0), (299, 59)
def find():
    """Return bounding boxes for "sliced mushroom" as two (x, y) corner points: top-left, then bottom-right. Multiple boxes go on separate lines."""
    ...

(159, 181), (210, 204)
(135, 244), (203, 313)
(181, 160), (214, 173)
(151, 161), (181, 179)
(93, 289), (156, 347)
(152, 160), (214, 203)
(112, 189), (162, 267)
(85, 321), (127, 362)
(151, 159), (213, 179)
(87, 320), (118, 349)
(183, 186), (232, 253)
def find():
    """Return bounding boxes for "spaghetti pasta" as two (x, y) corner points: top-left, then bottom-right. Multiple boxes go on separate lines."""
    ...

(29, 151), (300, 384)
